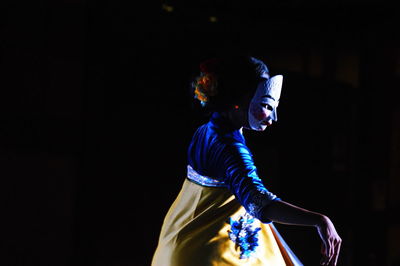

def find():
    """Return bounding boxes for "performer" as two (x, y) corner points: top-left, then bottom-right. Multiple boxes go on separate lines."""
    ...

(152, 56), (341, 266)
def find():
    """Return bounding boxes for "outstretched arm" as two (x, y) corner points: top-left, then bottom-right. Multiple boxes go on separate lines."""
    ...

(262, 200), (342, 266)
(218, 143), (341, 265)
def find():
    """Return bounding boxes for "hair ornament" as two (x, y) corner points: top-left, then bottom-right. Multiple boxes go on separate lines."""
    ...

(194, 58), (220, 106)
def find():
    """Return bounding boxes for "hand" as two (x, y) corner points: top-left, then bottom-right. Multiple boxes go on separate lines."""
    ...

(316, 215), (342, 266)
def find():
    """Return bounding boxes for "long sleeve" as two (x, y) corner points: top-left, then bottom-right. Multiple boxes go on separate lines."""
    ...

(221, 142), (280, 223)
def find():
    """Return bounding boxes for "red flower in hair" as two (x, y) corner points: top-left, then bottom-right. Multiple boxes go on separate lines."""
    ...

(194, 58), (220, 106)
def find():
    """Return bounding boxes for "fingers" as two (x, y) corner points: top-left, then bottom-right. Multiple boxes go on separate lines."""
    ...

(329, 239), (335, 264)
(330, 239), (342, 266)
(322, 238), (341, 266)
(320, 237), (342, 266)
(316, 216), (342, 266)
(328, 238), (334, 258)
(320, 243), (329, 265)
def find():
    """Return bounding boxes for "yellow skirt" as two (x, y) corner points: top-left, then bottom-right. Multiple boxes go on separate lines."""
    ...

(152, 179), (302, 266)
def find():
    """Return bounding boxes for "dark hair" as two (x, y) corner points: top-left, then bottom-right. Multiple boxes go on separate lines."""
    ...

(192, 55), (269, 112)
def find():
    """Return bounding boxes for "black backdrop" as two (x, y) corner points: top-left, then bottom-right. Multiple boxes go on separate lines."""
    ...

(1, 1), (399, 266)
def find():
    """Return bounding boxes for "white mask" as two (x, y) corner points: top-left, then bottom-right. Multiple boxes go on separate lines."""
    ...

(248, 75), (283, 131)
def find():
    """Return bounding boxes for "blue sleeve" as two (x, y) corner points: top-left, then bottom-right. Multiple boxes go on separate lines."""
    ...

(221, 142), (280, 223)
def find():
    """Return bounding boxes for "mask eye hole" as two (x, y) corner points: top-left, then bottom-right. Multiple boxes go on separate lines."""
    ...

(261, 103), (273, 111)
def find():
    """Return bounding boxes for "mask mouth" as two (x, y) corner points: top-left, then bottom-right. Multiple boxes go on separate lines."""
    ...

(261, 120), (272, 126)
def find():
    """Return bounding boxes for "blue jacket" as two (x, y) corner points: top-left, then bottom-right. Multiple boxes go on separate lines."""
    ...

(187, 112), (279, 222)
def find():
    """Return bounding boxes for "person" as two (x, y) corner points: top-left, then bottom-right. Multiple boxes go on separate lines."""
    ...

(152, 55), (341, 266)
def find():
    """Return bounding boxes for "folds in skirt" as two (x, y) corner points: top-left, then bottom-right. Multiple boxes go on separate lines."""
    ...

(152, 179), (303, 266)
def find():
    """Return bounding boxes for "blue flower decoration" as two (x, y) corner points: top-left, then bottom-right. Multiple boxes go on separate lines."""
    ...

(227, 213), (261, 259)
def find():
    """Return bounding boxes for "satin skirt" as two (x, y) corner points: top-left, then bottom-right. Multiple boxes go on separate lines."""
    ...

(152, 179), (303, 266)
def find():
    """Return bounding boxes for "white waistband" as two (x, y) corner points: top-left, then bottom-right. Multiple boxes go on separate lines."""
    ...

(187, 165), (226, 187)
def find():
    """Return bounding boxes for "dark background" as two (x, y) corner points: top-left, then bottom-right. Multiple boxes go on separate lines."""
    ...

(1, 1), (399, 265)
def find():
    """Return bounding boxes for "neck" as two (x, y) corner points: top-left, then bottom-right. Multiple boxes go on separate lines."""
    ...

(219, 109), (246, 130)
